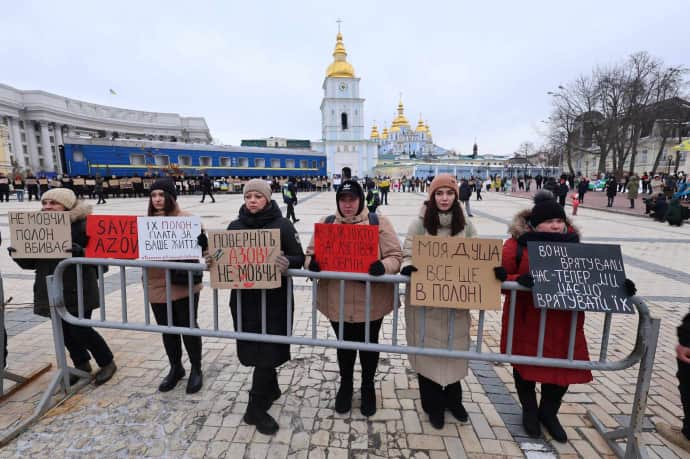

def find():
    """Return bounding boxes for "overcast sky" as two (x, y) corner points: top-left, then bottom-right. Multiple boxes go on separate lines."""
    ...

(2, 0), (688, 155)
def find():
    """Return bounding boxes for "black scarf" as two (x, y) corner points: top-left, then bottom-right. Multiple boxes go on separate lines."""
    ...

(517, 230), (580, 247)
(237, 200), (283, 228)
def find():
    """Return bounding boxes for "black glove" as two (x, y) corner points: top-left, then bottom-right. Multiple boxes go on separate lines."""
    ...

(7, 247), (16, 256)
(66, 243), (85, 257)
(400, 265), (418, 276)
(368, 260), (385, 276)
(308, 258), (321, 272)
(624, 278), (637, 297)
(197, 232), (208, 251)
(516, 273), (534, 288)
(493, 266), (508, 282)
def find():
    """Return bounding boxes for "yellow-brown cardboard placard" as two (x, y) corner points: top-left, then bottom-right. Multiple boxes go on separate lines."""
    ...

(410, 236), (503, 310)
(73, 178), (85, 186)
(8, 211), (73, 259)
(207, 229), (281, 289)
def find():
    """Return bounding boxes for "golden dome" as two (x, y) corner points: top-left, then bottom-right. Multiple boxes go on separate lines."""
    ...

(370, 124), (380, 139)
(381, 126), (389, 139)
(415, 115), (427, 133)
(326, 32), (355, 78)
(391, 98), (409, 128)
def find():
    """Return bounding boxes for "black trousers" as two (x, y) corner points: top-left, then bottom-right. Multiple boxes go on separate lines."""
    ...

(417, 374), (463, 413)
(0, 191), (9, 202)
(201, 189), (215, 202)
(607, 196), (615, 207)
(578, 191), (585, 204)
(286, 202), (297, 221)
(96, 191), (106, 204)
(62, 309), (114, 367)
(558, 195), (566, 207)
(151, 294), (202, 367)
(330, 319), (383, 386)
(678, 358), (690, 439)
(381, 190), (389, 205)
(249, 366), (280, 412)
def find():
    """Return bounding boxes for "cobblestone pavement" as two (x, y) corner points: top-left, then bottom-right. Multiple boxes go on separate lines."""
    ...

(1, 190), (689, 458)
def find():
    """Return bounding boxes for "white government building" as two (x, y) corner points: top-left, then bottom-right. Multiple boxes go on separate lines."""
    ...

(0, 83), (211, 175)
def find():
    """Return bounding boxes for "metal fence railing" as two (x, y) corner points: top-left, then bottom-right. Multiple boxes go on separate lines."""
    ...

(2, 258), (660, 457)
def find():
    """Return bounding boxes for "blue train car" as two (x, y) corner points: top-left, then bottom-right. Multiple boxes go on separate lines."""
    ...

(61, 138), (327, 177)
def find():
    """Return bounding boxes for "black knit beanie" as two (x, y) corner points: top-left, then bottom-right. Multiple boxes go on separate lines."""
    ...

(150, 178), (178, 199)
(529, 191), (565, 227)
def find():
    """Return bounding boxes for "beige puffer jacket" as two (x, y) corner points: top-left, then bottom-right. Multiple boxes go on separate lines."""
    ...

(305, 208), (402, 323)
(403, 204), (477, 386)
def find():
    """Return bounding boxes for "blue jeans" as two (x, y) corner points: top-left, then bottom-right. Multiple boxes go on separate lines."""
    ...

(15, 190), (24, 202)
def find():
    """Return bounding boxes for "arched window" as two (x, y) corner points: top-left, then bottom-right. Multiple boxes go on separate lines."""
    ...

(341, 113), (348, 130)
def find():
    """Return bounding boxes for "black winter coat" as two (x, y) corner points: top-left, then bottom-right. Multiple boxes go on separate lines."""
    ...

(458, 183), (472, 201)
(228, 200), (305, 368)
(12, 203), (100, 318)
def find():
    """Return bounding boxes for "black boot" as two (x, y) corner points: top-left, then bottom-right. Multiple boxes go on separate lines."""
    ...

(94, 360), (117, 386)
(360, 383), (376, 417)
(186, 365), (203, 394)
(539, 384), (568, 443)
(444, 382), (469, 423)
(244, 402), (279, 435)
(69, 361), (93, 385)
(159, 363), (185, 392)
(514, 369), (541, 438)
(335, 380), (353, 414)
(418, 374), (444, 428)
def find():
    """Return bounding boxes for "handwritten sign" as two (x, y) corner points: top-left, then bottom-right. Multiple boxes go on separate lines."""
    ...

(410, 236), (502, 309)
(527, 242), (633, 314)
(108, 180), (119, 187)
(314, 223), (379, 273)
(38, 179), (48, 185)
(8, 211), (72, 258)
(0, 178), (8, 184)
(25, 179), (37, 185)
(137, 216), (201, 260)
(73, 178), (85, 186)
(49, 180), (61, 187)
(208, 229), (281, 289)
(143, 179), (153, 189)
(86, 215), (139, 259)
(85, 179), (96, 186)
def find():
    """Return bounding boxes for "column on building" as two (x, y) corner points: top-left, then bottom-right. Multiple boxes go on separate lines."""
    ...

(8, 117), (26, 171)
(39, 122), (55, 172)
(25, 121), (40, 172)
(53, 124), (64, 174)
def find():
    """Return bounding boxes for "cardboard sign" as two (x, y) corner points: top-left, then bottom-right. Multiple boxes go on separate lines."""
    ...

(208, 229), (281, 289)
(108, 180), (119, 187)
(137, 216), (202, 260)
(73, 178), (85, 186)
(86, 215), (139, 259)
(25, 179), (37, 185)
(314, 223), (379, 273)
(130, 177), (142, 184)
(85, 179), (96, 186)
(143, 179), (153, 189)
(49, 181), (61, 187)
(410, 236), (502, 310)
(0, 178), (8, 184)
(102, 182), (109, 188)
(527, 242), (633, 314)
(8, 211), (72, 258)
(38, 179), (48, 185)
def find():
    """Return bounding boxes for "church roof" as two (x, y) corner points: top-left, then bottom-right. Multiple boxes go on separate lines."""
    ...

(326, 32), (355, 78)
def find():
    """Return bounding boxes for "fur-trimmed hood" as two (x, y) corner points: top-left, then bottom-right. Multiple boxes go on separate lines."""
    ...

(507, 208), (580, 240)
(67, 201), (92, 223)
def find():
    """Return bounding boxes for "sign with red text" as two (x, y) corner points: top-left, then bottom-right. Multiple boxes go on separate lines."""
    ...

(137, 216), (202, 260)
(314, 223), (379, 273)
(85, 215), (139, 259)
(207, 229), (281, 289)
(8, 211), (72, 259)
(410, 236), (502, 310)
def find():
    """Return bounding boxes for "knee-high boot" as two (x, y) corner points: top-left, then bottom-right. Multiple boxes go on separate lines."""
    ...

(513, 368), (541, 438)
(444, 382), (468, 423)
(539, 383), (568, 443)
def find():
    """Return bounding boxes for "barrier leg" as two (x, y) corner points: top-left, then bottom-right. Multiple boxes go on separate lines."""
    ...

(587, 317), (660, 459)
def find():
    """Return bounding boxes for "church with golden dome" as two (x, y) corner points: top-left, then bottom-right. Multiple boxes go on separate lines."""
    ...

(369, 98), (441, 159)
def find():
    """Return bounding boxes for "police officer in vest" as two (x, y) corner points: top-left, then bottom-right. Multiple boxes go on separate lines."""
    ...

(282, 177), (299, 223)
(366, 180), (381, 214)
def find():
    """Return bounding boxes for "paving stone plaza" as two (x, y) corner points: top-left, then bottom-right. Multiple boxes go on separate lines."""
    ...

(1, 189), (689, 458)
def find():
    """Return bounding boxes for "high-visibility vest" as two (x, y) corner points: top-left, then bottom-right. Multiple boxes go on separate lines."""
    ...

(367, 189), (380, 206)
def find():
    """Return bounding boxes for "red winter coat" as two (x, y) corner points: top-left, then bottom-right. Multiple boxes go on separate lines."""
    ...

(499, 209), (593, 386)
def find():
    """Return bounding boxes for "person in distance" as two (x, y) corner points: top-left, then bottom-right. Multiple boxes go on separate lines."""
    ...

(493, 190), (637, 443)
(305, 179), (402, 417)
(400, 173), (477, 429)
(8, 188), (117, 386)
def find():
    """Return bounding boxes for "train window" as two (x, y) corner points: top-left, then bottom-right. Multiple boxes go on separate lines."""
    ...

(270, 159), (281, 168)
(312, 160), (318, 169)
(72, 150), (84, 162)
(238, 158), (249, 167)
(219, 157), (231, 167)
(155, 155), (170, 166)
(130, 154), (145, 165)
(178, 155), (192, 166)
(285, 159), (295, 168)
(300, 160), (308, 169)
(199, 156), (212, 167)
(320, 160), (325, 168)
(254, 158), (265, 168)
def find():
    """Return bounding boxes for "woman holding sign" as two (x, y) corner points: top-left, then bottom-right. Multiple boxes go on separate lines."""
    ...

(224, 179), (304, 436)
(145, 178), (205, 395)
(400, 173), (476, 429)
(493, 191), (637, 443)
(305, 179), (402, 418)
(8, 188), (117, 386)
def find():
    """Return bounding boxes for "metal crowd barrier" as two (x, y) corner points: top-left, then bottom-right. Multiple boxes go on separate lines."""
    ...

(5, 258), (660, 458)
